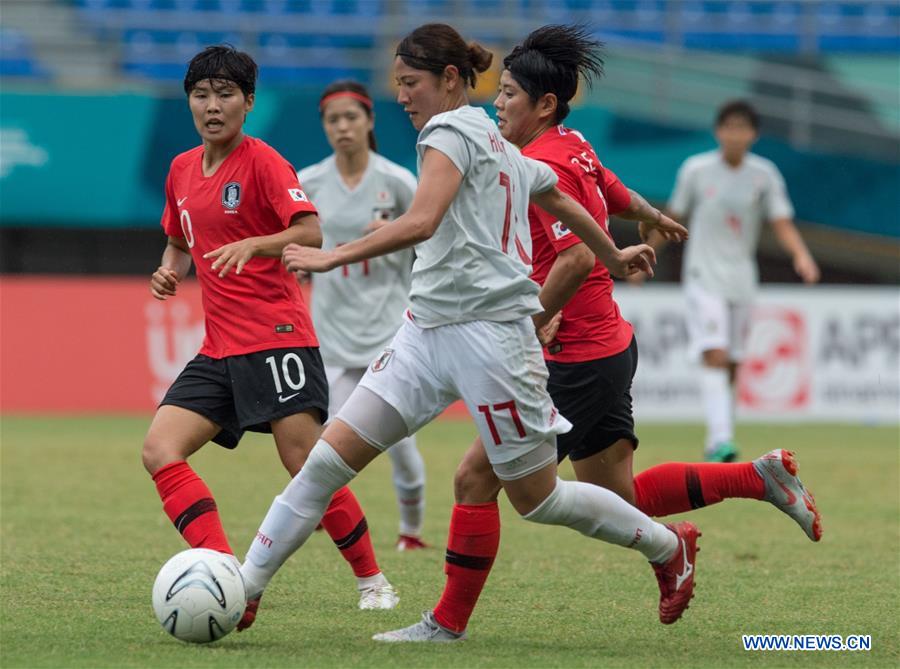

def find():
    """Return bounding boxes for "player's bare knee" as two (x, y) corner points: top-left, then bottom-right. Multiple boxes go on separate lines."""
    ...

(507, 486), (549, 517)
(141, 434), (182, 475)
(572, 440), (636, 504)
(453, 460), (500, 504)
(502, 466), (559, 517)
(277, 446), (309, 477)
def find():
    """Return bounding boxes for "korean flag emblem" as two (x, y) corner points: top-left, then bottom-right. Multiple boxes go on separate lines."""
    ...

(222, 182), (241, 209)
(288, 188), (308, 202)
(551, 221), (571, 240)
(371, 348), (394, 373)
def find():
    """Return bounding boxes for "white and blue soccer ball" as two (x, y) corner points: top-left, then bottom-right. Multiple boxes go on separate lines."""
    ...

(151, 548), (246, 643)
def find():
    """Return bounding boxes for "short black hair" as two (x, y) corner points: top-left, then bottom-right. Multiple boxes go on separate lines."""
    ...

(715, 99), (760, 130)
(183, 45), (257, 97)
(503, 24), (604, 123)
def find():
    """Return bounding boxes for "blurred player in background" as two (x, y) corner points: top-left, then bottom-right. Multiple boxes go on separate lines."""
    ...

(376, 25), (822, 642)
(659, 100), (820, 462)
(141, 46), (398, 629)
(299, 80), (428, 551)
(238, 22), (702, 641)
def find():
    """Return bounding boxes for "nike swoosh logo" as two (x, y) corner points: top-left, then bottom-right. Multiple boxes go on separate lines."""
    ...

(177, 197), (188, 206)
(775, 478), (797, 506)
(278, 393), (300, 403)
(675, 538), (693, 590)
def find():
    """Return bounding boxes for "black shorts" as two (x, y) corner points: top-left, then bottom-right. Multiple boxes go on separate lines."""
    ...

(547, 336), (639, 463)
(161, 347), (329, 449)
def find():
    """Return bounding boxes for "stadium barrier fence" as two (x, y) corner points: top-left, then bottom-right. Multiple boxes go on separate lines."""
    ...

(2, 277), (896, 423)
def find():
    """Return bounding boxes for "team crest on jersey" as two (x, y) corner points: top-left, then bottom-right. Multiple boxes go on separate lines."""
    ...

(222, 182), (241, 210)
(551, 221), (572, 240)
(288, 188), (308, 202)
(371, 347), (394, 372)
(372, 207), (394, 222)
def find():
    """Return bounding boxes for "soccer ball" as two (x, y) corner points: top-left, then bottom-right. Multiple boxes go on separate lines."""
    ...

(151, 548), (246, 643)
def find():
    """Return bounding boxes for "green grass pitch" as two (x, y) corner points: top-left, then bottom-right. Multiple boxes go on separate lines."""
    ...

(1, 417), (898, 668)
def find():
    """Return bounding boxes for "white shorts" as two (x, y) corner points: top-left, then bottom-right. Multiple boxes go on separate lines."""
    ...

(684, 282), (752, 362)
(356, 315), (571, 480)
(324, 366), (366, 417)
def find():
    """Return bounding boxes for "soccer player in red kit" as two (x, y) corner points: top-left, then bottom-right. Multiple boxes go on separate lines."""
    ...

(375, 25), (821, 642)
(142, 46), (398, 629)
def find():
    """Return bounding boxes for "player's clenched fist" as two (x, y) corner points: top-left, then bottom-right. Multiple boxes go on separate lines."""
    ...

(150, 267), (180, 300)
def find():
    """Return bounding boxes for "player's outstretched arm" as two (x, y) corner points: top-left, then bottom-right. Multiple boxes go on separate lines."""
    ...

(203, 213), (322, 278)
(770, 217), (820, 284)
(150, 236), (192, 300)
(283, 148), (463, 274)
(530, 187), (656, 278)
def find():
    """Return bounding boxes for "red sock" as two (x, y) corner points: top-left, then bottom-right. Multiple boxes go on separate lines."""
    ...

(152, 460), (234, 554)
(320, 486), (380, 578)
(433, 502), (501, 633)
(634, 462), (765, 517)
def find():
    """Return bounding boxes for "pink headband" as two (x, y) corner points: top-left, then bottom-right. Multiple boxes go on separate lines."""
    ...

(319, 91), (373, 112)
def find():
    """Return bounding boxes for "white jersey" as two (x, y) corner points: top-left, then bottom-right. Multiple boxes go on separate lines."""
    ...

(669, 150), (794, 301)
(409, 105), (558, 327)
(299, 152), (417, 367)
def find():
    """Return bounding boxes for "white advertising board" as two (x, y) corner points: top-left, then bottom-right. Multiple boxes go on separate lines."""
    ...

(615, 285), (899, 423)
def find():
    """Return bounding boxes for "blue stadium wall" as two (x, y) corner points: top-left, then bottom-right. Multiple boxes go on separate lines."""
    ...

(1, 89), (897, 239)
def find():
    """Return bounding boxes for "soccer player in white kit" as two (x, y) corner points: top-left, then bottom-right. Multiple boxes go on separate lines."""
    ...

(665, 101), (820, 462)
(238, 23), (701, 639)
(300, 80), (428, 550)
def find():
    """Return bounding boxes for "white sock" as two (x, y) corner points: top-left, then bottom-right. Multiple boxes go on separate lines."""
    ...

(700, 365), (733, 452)
(356, 572), (388, 591)
(241, 440), (356, 598)
(387, 436), (425, 536)
(524, 478), (677, 564)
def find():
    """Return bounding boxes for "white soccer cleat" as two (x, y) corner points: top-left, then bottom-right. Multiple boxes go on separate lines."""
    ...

(396, 534), (428, 551)
(372, 610), (467, 642)
(358, 582), (400, 610)
(753, 449), (823, 542)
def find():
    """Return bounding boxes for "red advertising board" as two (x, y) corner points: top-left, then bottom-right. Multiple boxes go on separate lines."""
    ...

(0, 277), (469, 418)
(1, 277), (205, 412)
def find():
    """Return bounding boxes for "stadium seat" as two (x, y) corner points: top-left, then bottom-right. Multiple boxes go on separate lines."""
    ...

(403, 0), (452, 16)
(683, 31), (800, 52)
(0, 29), (47, 78)
(66, 0), (900, 86)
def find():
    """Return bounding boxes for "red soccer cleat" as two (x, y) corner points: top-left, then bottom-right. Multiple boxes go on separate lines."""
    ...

(237, 596), (260, 632)
(396, 534), (428, 551)
(651, 521), (700, 624)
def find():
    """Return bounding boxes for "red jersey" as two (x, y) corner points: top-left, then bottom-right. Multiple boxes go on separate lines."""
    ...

(525, 125), (633, 363)
(161, 135), (319, 358)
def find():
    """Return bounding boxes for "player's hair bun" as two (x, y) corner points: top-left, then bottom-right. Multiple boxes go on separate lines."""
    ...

(467, 42), (493, 74)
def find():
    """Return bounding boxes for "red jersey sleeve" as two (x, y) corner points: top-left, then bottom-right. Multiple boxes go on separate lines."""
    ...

(160, 167), (182, 238)
(257, 148), (318, 229)
(602, 167), (631, 216)
(533, 159), (588, 254)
